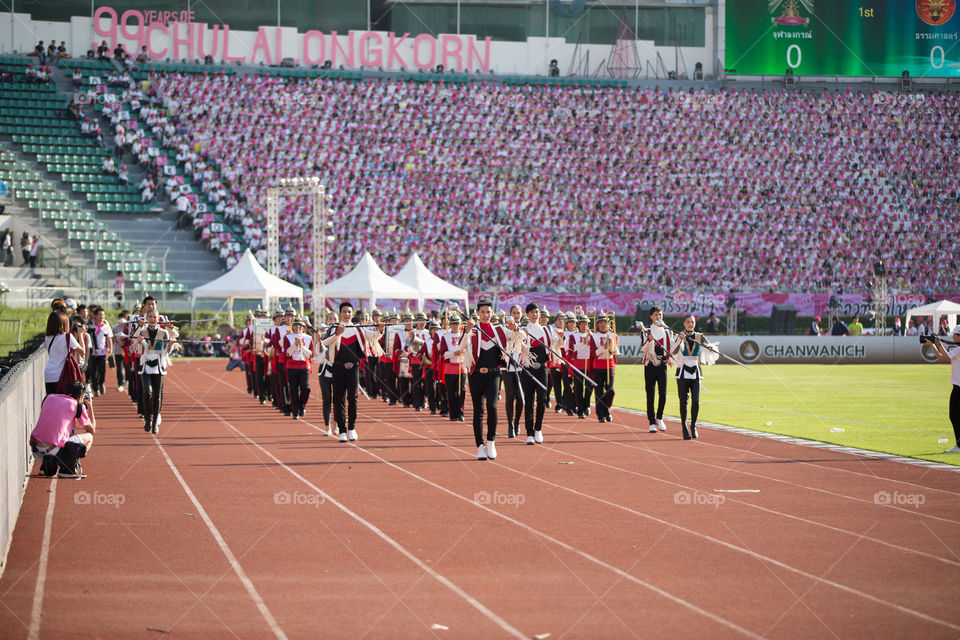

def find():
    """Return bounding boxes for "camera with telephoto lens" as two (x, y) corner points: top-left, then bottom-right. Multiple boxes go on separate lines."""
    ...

(919, 334), (939, 344)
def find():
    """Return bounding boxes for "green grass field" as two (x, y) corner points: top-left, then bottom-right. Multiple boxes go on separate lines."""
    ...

(615, 364), (959, 466)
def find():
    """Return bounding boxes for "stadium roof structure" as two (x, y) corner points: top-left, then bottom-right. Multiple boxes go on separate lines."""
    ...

(392, 253), (470, 313)
(904, 300), (960, 333)
(191, 249), (303, 323)
(323, 251), (420, 309)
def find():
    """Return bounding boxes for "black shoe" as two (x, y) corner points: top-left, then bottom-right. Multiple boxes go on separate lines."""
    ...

(143, 420), (151, 432)
(440, 412), (448, 418)
(457, 416), (465, 422)
(690, 425), (698, 439)
(554, 406), (563, 413)
(40, 454), (59, 477)
(300, 408), (305, 417)
(415, 407), (421, 412)
(682, 424), (692, 440)
(545, 400), (551, 408)
(606, 416), (613, 423)
(152, 423), (159, 434)
(430, 409), (436, 415)
(259, 398), (266, 404)
(577, 412), (585, 419)
(283, 410), (292, 416)
(507, 429), (515, 438)
(566, 410), (574, 417)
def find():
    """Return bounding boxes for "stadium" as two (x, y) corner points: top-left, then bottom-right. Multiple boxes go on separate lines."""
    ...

(0, 0), (959, 637)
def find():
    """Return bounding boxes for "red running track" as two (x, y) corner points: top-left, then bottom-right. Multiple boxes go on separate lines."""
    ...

(1, 359), (959, 639)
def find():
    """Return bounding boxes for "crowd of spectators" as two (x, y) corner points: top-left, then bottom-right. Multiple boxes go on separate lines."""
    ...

(141, 74), (959, 294)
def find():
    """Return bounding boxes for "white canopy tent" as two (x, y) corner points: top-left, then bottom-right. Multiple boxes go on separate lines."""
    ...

(392, 253), (469, 313)
(323, 251), (420, 310)
(904, 300), (960, 334)
(191, 249), (303, 324)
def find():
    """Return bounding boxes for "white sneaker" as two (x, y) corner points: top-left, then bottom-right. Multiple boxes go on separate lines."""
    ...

(156, 413), (162, 426)
(526, 435), (535, 445)
(649, 425), (658, 433)
(338, 432), (348, 443)
(657, 419), (666, 432)
(322, 428), (332, 437)
(348, 429), (358, 441)
(117, 386), (124, 392)
(486, 440), (497, 460)
(945, 445), (960, 453)
(477, 444), (487, 460)
(534, 430), (543, 444)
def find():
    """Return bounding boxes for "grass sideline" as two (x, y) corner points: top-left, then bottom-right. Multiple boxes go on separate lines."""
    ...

(614, 364), (959, 466)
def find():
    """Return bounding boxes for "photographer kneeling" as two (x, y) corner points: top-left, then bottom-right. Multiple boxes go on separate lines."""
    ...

(929, 326), (960, 453)
(30, 381), (96, 478)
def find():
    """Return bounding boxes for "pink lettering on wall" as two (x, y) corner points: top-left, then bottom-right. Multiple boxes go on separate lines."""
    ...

(94, 8), (494, 71)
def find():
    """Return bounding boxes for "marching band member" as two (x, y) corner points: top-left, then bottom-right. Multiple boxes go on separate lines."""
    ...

(422, 320), (441, 414)
(132, 309), (171, 435)
(365, 309), (383, 400)
(275, 307), (295, 415)
(461, 298), (509, 460)
(393, 313), (417, 408)
(521, 303), (551, 444)
(315, 312), (339, 436)
(588, 314), (618, 423)
(548, 311), (566, 413)
(253, 307), (271, 405)
(329, 302), (368, 442)
(437, 315), (467, 422)
(265, 310), (283, 408)
(111, 310), (128, 392)
(283, 317), (312, 420)
(239, 312), (255, 395)
(669, 315), (719, 440)
(410, 312), (430, 410)
(500, 305), (525, 437)
(641, 306), (672, 433)
(568, 314), (593, 418)
(560, 312), (577, 415)
(379, 312), (398, 405)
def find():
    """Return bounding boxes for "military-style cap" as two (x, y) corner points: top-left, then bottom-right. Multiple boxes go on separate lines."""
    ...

(448, 314), (462, 324)
(427, 320), (440, 329)
(371, 308), (382, 317)
(292, 317), (306, 326)
(414, 312), (427, 321)
(284, 306), (296, 315)
(565, 311), (576, 321)
(576, 314), (589, 323)
(402, 312), (414, 321)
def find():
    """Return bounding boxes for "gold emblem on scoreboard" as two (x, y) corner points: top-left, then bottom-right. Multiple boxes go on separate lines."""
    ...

(917, 0), (956, 26)
(770, 0), (815, 26)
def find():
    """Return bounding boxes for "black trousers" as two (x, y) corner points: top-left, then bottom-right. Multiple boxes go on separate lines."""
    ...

(113, 354), (125, 387)
(366, 356), (380, 398)
(406, 364), (423, 407)
(88, 355), (107, 393)
(444, 373), (465, 420)
(141, 373), (163, 428)
(254, 355), (268, 401)
(592, 368), (615, 421)
(332, 363), (359, 433)
(521, 366), (548, 435)
(244, 357), (254, 392)
(276, 362), (290, 413)
(950, 385), (960, 446)
(550, 367), (564, 407)
(573, 366), (592, 415)
(502, 369), (524, 430)
(677, 377), (700, 426)
(423, 367), (437, 412)
(379, 361), (397, 403)
(561, 369), (575, 413)
(437, 378), (448, 414)
(644, 363), (667, 424)
(318, 374), (333, 426)
(468, 370), (499, 447)
(286, 367), (310, 416)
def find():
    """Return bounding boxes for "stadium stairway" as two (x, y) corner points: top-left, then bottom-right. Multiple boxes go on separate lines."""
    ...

(0, 59), (225, 292)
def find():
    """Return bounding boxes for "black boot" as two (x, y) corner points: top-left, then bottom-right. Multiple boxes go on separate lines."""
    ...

(682, 422), (691, 440)
(690, 424), (698, 439)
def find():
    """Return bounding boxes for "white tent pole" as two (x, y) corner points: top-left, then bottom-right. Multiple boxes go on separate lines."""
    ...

(228, 296), (234, 327)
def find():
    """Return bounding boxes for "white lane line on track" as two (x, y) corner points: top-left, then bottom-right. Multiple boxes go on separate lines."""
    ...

(198, 368), (960, 632)
(27, 478), (56, 640)
(153, 438), (288, 640)
(205, 370), (960, 568)
(539, 421), (960, 567)
(356, 413), (960, 634)
(173, 378), (528, 640)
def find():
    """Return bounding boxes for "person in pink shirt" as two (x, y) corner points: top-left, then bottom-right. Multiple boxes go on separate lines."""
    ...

(30, 381), (96, 478)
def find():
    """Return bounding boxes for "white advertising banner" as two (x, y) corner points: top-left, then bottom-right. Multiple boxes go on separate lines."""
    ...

(616, 336), (939, 365)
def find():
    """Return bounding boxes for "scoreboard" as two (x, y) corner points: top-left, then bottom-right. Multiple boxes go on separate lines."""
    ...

(724, 0), (959, 77)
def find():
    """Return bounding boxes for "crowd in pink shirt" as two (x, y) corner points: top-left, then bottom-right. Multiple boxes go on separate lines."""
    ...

(148, 72), (960, 293)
